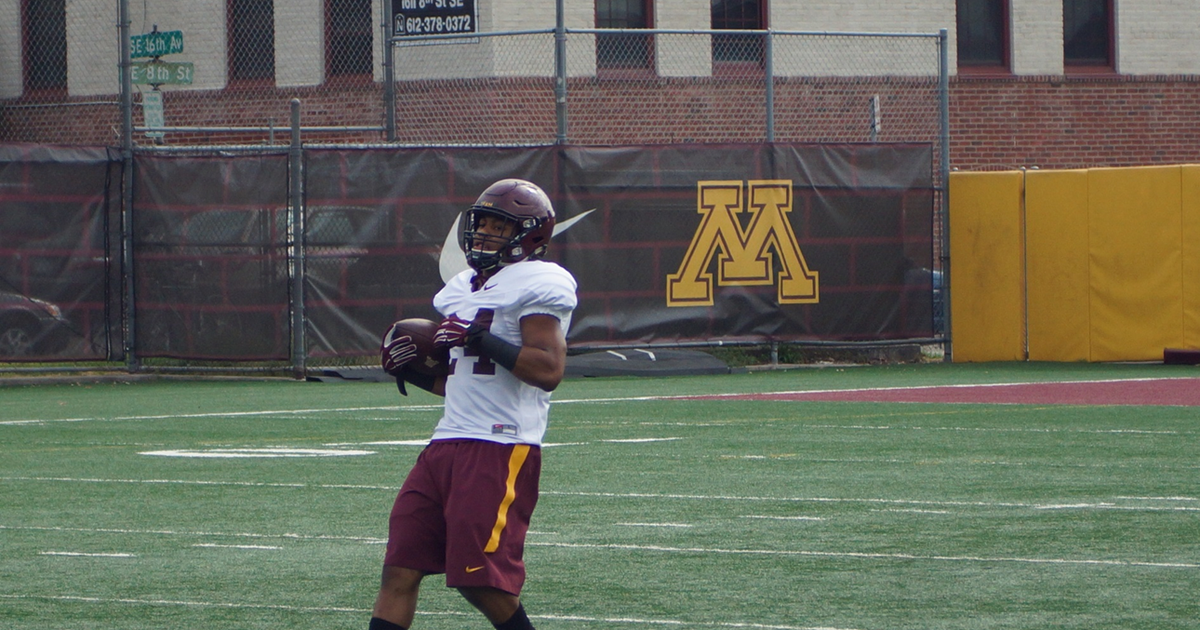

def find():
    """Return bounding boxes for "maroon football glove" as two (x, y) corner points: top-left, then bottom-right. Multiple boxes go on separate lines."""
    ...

(433, 315), (474, 348)
(380, 323), (418, 376)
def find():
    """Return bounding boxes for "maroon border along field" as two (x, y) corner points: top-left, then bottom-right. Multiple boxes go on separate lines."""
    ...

(684, 377), (1200, 406)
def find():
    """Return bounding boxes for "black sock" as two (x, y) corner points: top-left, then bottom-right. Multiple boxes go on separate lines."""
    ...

(493, 603), (535, 630)
(369, 617), (407, 630)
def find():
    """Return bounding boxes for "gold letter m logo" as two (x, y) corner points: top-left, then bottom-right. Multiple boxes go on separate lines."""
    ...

(667, 180), (819, 307)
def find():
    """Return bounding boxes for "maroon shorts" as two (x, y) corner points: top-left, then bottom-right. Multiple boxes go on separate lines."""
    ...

(384, 439), (541, 595)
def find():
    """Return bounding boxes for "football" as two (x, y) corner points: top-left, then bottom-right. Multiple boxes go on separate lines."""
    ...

(384, 318), (451, 377)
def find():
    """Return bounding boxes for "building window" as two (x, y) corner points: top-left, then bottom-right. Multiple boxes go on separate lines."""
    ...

(229, 0), (275, 82)
(327, 0), (373, 78)
(23, 0), (68, 92)
(956, 0), (1009, 71)
(596, 0), (653, 70)
(711, 0), (764, 65)
(1064, 0), (1112, 69)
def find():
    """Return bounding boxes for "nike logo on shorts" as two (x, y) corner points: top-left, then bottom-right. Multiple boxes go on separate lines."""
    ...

(465, 565), (485, 573)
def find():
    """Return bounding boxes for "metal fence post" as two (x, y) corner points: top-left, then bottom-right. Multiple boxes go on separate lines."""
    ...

(289, 99), (307, 379)
(383, 0), (396, 141)
(765, 29), (774, 142)
(554, 0), (567, 144)
(118, 0), (138, 371)
(938, 28), (952, 361)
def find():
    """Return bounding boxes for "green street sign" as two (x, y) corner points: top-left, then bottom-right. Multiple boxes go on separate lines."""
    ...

(132, 61), (194, 85)
(131, 30), (184, 59)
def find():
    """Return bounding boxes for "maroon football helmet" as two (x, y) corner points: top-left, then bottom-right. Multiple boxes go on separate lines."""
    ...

(460, 179), (556, 271)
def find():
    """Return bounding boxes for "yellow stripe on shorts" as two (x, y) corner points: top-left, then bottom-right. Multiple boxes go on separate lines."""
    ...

(484, 444), (531, 554)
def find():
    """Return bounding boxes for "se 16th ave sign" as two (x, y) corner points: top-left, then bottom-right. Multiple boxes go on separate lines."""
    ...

(129, 30), (192, 85)
(130, 30), (184, 59)
(392, 0), (477, 37)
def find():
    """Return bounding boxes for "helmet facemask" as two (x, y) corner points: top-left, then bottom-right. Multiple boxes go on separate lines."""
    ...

(458, 179), (556, 273)
(461, 208), (521, 272)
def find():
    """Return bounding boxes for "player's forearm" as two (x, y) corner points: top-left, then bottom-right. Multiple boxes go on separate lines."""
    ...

(472, 324), (565, 392)
(400, 369), (447, 397)
(510, 345), (566, 392)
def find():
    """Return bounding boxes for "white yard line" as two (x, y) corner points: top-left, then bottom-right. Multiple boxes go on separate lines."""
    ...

(602, 437), (683, 443)
(0, 593), (370, 614)
(0, 404), (441, 426)
(0, 475), (397, 490)
(639, 376), (1200, 401)
(0, 594), (859, 630)
(869, 509), (951, 515)
(38, 551), (135, 558)
(542, 489), (1036, 508)
(193, 543), (282, 550)
(742, 515), (827, 521)
(803, 424), (1181, 435)
(2, 524), (385, 544)
(139, 448), (374, 458)
(9, 477), (1198, 512)
(528, 541), (1200, 569)
(3, 376), (1196, 427)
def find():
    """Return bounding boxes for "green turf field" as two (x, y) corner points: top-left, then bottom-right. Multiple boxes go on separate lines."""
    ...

(2, 362), (1198, 629)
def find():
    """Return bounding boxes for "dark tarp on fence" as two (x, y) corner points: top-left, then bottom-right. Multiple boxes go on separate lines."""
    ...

(298, 143), (934, 355)
(132, 153), (291, 360)
(0, 144), (120, 361)
(3, 142), (933, 364)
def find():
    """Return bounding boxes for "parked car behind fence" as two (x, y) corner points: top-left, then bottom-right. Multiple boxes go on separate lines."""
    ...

(0, 290), (71, 358)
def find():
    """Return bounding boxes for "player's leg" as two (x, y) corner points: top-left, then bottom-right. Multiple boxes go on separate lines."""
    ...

(371, 566), (425, 629)
(373, 444), (454, 629)
(442, 442), (542, 628)
(458, 586), (535, 629)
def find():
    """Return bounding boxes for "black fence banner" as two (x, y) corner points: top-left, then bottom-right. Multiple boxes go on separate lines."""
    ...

(301, 143), (935, 354)
(4, 143), (934, 363)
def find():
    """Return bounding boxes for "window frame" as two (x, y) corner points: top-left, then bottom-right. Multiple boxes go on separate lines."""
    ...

(595, 0), (655, 77)
(22, 0), (68, 95)
(325, 0), (374, 82)
(227, 0), (276, 86)
(1063, 0), (1115, 74)
(711, 0), (767, 73)
(955, 0), (1012, 76)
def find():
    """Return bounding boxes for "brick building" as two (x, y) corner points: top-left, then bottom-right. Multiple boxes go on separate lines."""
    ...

(2, 0), (1198, 170)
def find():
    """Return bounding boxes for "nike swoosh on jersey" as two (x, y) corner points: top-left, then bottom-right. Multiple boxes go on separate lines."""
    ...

(465, 565), (485, 573)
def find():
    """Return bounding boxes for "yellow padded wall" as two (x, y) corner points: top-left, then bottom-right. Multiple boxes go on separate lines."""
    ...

(1087, 166), (1184, 361)
(1025, 170), (1090, 361)
(1184, 166), (1200, 350)
(949, 171), (1025, 362)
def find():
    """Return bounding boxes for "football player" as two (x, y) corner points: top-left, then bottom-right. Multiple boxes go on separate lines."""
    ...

(372, 179), (578, 630)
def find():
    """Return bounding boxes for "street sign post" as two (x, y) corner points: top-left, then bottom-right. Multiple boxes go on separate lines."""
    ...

(132, 61), (194, 85)
(130, 30), (184, 59)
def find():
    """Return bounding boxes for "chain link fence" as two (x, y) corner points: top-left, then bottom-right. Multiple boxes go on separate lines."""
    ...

(1, 0), (389, 146)
(389, 29), (944, 148)
(1, 2), (949, 372)
(2, 1), (946, 150)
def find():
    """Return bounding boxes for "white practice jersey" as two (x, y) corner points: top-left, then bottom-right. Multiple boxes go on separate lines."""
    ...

(431, 259), (578, 446)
